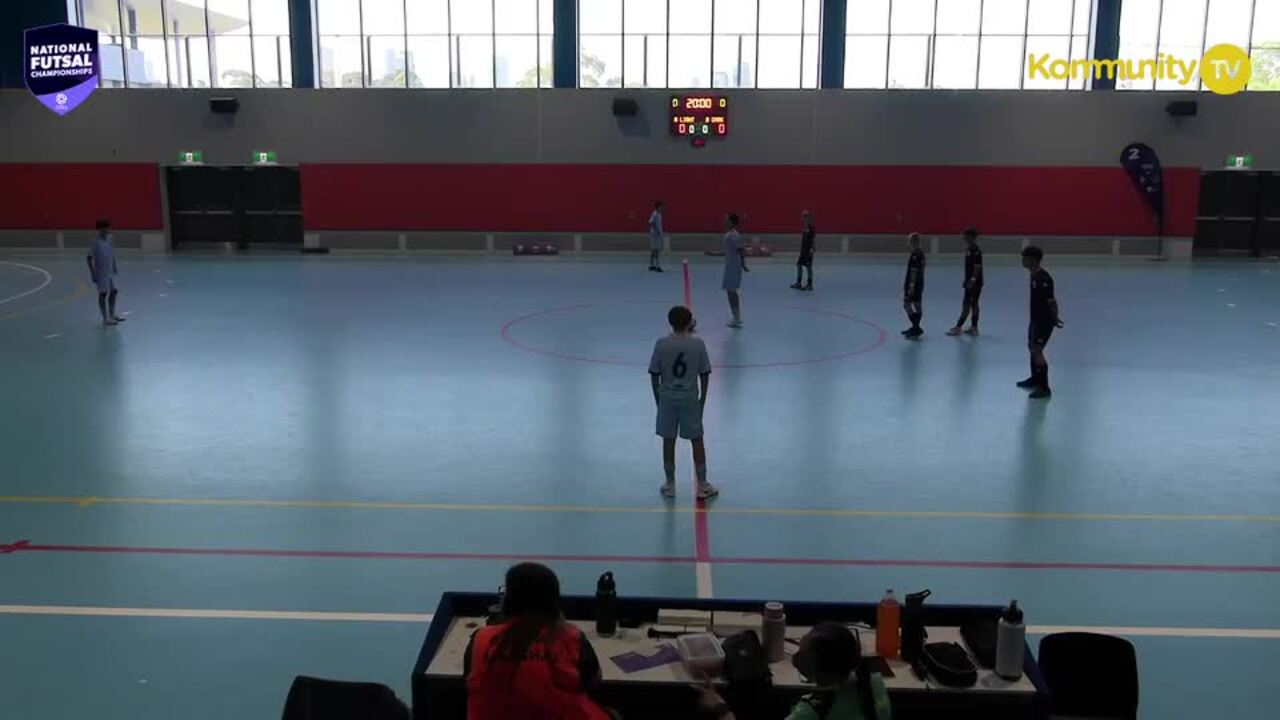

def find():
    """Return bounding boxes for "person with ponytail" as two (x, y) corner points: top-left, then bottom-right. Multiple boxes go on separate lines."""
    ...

(464, 563), (616, 720)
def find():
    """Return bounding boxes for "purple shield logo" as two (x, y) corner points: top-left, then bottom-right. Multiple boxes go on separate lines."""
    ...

(25, 24), (99, 115)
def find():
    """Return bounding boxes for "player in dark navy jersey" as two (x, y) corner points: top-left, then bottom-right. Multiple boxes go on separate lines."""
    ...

(902, 233), (925, 338)
(946, 227), (983, 336)
(792, 211), (816, 291)
(1017, 246), (1064, 399)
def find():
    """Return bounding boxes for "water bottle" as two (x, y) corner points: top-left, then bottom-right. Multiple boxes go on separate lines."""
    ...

(995, 600), (1026, 680)
(762, 602), (786, 663)
(875, 589), (901, 659)
(595, 572), (617, 637)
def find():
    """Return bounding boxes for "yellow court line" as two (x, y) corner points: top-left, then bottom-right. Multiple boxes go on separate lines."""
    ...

(0, 280), (88, 321)
(0, 495), (1276, 523)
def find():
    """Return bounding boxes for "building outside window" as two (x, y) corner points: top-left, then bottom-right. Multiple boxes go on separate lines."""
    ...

(1119, 0), (1279, 91)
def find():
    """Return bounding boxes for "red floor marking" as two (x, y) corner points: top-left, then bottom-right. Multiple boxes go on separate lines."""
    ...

(3, 541), (1278, 573)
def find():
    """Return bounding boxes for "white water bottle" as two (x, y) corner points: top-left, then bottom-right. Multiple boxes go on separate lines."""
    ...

(995, 600), (1025, 680)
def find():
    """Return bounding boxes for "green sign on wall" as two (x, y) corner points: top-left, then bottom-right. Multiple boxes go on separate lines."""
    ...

(252, 150), (277, 165)
(1225, 154), (1254, 169)
(178, 150), (203, 165)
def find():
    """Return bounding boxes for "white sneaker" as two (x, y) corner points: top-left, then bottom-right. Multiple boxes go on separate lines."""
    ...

(696, 482), (720, 499)
(946, 326), (963, 336)
(660, 482), (676, 498)
(964, 327), (980, 336)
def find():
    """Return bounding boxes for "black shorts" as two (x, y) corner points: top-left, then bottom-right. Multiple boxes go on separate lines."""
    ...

(963, 285), (983, 304)
(1029, 324), (1054, 347)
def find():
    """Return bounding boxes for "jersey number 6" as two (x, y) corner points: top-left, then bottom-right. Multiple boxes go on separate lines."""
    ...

(673, 353), (687, 379)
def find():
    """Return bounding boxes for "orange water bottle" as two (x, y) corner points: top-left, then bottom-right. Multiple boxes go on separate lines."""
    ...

(876, 589), (901, 659)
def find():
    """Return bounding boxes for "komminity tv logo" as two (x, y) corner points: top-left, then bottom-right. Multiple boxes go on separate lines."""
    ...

(1028, 43), (1252, 95)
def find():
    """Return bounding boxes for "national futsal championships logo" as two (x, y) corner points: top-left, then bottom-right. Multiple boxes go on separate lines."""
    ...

(1028, 43), (1252, 95)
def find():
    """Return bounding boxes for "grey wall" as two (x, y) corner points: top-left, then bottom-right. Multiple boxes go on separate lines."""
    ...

(2, 89), (1278, 168)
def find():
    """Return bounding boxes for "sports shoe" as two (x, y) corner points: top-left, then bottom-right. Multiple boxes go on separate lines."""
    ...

(790, 282), (803, 289)
(905, 327), (923, 339)
(655, 266), (664, 273)
(660, 482), (676, 499)
(964, 327), (979, 336)
(946, 326), (963, 336)
(727, 319), (743, 329)
(1028, 387), (1052, 399)
(901, 328), (914, 335)
(696, 482), (720, 499)
(802, 285), (813, 291)
(1016, 377), (1037, 389)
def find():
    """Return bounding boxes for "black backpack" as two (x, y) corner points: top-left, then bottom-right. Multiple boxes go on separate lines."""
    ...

(720, 630), (773, 690)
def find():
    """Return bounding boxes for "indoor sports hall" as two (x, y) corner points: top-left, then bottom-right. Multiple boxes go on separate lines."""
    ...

(2, 2), (1278, 720)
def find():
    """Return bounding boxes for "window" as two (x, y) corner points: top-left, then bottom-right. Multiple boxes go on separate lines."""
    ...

(318, 0), (553, 88)
(75, 0), (292, 88)
(845, 0), (1092, 89)
(1119, 0), (1279, 91)
(583, 0), (820, 89)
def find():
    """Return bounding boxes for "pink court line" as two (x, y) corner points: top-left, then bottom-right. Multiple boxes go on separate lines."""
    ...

(4, 542), (1277, 575)
(685, 259), (714, 598)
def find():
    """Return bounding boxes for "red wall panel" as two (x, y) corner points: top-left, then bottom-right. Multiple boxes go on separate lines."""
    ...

(302, 164), (1199, 237)
(0, 164), (163, 230)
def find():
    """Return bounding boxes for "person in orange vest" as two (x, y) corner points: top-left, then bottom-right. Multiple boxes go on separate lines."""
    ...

(464, 563), (616, 720)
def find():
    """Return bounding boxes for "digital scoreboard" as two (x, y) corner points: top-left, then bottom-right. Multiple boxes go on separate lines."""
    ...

(670, 95), (729, 140)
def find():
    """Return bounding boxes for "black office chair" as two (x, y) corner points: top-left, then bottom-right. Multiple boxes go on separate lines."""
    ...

(281, 675), (410, 720)
(1038, 632), (1138, 720)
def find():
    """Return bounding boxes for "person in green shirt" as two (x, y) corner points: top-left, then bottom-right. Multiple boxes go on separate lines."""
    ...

(696, 623), (891, 720)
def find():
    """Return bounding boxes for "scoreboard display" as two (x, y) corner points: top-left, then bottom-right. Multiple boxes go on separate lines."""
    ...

(670, 95), (729, 139)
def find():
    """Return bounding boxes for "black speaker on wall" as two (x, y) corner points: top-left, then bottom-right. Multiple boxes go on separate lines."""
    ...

(210, 96), (240, 114)
(1166, 100), (1198, 117)
(612, 98), (639, 116)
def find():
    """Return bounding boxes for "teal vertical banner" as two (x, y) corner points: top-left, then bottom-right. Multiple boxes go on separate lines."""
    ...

(1093, 0), (1121, 90)
(820, 0), (847, 88)
(553, 0), (577, 88)
(289, 0), (315, 88)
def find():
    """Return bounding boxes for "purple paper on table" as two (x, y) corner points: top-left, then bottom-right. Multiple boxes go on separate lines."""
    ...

(610, 644), (682, 673)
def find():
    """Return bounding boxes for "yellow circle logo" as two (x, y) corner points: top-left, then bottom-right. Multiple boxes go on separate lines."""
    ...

(1200, 44), (1251, 95)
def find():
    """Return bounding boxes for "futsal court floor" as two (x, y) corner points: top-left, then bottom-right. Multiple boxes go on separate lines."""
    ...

(0, 251), (1276, 719)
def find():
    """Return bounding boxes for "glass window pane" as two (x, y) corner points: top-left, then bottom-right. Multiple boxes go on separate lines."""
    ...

(1118, 0), (1159, 46)
(668, 35), (712, 86)
(1074, 0), (1093, 35)
(978, 35), (1023, 87)
(251, 0), (290, 34)
(1024, 35), (1069, 89)
(580, 0), (621, 33)
(670, 0), (712, 34)
(165, 0), (206, 35)
(362, 0), (405, 35)
(100, 42), (127, 87)
(982, 0), (1027, 35)
(212, 34), (254, 86)
(1253, 0), (1280, 46)
(935, 0), (979, 34)
(1069, 33), (1090, 88)
(1027, 0), (1073, 35)
(847, 0), (889, 33)
(541, 0), (554, 34)
(495, 0), (537, 34)
(408, 35), (450, 87)
(1115, 43), (1155, 89)
(1203, 0), (1251, 49)
(121, 0), (165, 34)
(280, 36), (293, 86)
(408, 0), (449, 33)
(83, 0), (125, 35)
(760, 0), (801, 34)
(168, 35), (207, 86)
(580, 34), (622, 87)
(802, 33), (819, 87)
(452, 0), (493, 34)
(496, 35), (537, 87)
(933, 36), (978, 88)
(888, 35), (929, 88)
(757, 34), (801, 88)
(624, 33), (666, 87)
(891, 0), (936, 35)
(1251, 0), (1280, 90)
(716, 0), (758, 35)
(317, 0), (359, 36)
(455, 34), (494, 87)
(252, 34), (286, 87)
(844, 35), (888, 87)
(540, 35), (553, 85)
(804, 0), (821, 35)
(367, 36), (407, 86)
(124, 35), (167, 86)
(318, 35), (363, 87)
(713, 35), (756, 87)
(1157, 0), (1206, 51)
(625, 0), (666, 34)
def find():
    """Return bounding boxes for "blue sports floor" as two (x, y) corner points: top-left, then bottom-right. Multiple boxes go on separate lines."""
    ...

(0, 253), (1277, 719)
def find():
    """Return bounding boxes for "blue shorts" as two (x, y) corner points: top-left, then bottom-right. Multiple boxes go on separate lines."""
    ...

(722, 267), (742, 291)
(95, 276), (115, 294)
(656, 399), (704, 440)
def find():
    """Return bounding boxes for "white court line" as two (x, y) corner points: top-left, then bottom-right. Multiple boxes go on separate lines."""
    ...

(0, 604), (432, 623)
(0, 261), (53, 306)
(0, 605), (1277, 639)
(695, 562), (714, 599)
(44, 333), (62, 340)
